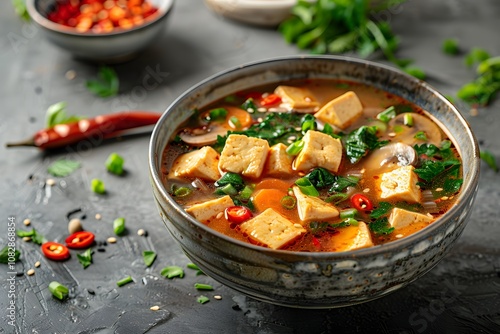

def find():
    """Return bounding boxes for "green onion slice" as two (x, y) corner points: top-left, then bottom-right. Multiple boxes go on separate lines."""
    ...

(286, 140), (304, 156)
(197, 295), (210, 304)
(194, 283), (213, 291)
(49, 281), (69, 301)
(325, 193), (348, 204)
(174, 186), (192, 197)
(404, 113), (414, 127)
(281, 195), (297, 210)
(295, 177), (319, 197)
(113, 217), (126, 235)
(116, 276), (133, 287)
(91, 178), (105, 194)
(376, 106), (396, 123)
(340, 208), (358, 219)
(105, 153), (125, 175)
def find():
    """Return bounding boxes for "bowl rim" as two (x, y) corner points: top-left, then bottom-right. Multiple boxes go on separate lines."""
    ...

(149, 55), (480, 259)
(26, 0), (174, 37)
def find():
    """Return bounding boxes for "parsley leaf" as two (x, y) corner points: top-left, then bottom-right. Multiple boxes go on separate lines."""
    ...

(142, 250), (157, 267)
(45, 102), (83, 128)
(77, 249), (93, 269)
(369, 217), (394, 235)
(370, 202), (393, 219)
(0, 246), (20, 263)
(86, 66), (119, 98)
(345, 126), (389, 164)
(16, 228), (46, 245)
(47, 159), (81, 177)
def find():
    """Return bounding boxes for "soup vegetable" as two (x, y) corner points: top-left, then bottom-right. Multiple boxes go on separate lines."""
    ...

(161, 80), (462, 252)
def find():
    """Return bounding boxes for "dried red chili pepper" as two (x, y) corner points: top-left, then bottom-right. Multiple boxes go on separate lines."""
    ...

(6, 111), (161, 150)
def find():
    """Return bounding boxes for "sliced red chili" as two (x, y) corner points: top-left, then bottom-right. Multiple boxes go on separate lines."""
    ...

(350, 194), (374, 211)
(225, 206), (252, 224)
(312, 236), (321, 249)
(65, 231), (95, 249)
(260, 94), (282, 107)
(41, 242), (70, 261)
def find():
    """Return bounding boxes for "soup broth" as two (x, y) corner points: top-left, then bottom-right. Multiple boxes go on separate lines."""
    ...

(161, 79), (462, 252)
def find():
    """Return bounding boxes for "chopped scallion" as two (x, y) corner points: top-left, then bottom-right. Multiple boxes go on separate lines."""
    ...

(160, 266), (184, 279)
(404, 113), (414, 127)
(376, 106), (396, 123)
(91, 178), (105, 194)
(194, 283), (213, 291)
(197, 295), (210, 304)
(105, 153), (125, 175)
(325, 193), (348, 204)
(229, 116), (241, 129)
(207, 108), (228, 121)
(219, 183), (238, 196)
(49, 281), (69, 301)
(414, 131), (428, 141)
(239, 185), (254, 200)
(286, 140), (304, 156)
(174, 186), (192, 197)
(280, 196), (297, 210)
(116, 275), (133, 287)
(113, 217), (126, 235)
(339, 208), (358, 219)
(295, 177), (319, 197)
(142, 250), (157, 267)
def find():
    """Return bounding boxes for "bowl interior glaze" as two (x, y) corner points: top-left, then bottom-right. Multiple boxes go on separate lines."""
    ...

(149, 56), (480, 308)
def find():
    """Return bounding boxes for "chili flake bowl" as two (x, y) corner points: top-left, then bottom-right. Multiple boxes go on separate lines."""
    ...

(27, 0), (174, 62)
(149, 56), (480, 308)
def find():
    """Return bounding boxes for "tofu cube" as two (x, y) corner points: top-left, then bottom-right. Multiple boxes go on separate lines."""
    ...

(219, 134), (270, 178)
(264, 143), (294, 176)
(274, 85), (319, 110)
(388, 207), (433, 230)
(185, 195), (234, 223)
(239, 208), (306, 250)
(293, 130), (343, 173)
(379, 166), (421, 203)
(293, 186), (339, 223)
(168, 146), (221, 181)
(314, 91), (363, 129)
(346, 222), (374, 251)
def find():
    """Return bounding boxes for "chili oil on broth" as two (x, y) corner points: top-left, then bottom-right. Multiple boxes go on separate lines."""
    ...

(161, 79), (462, 252)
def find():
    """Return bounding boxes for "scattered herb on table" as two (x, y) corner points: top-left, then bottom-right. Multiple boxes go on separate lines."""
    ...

(48, 159), (81, 177)
(117, 275), (134, 287)
(105, 153), (125, 175)
(0, 246), (20, 264)
(160, 266), (184, 279)
(197, 295), (210, 304)
(464, 48), (490, 68)
(187, 263), (205, 275)
(17, 228), (47, 245)
(12, 0), (30, 21)
(86, 66), (119, 98)
(45, 102), (83, 128)
(142, 250), (157, 267)
(91, 178), (106, 194)
(194, 283), (213, 291)
(76, 248), (93, 269)
(113, 217), (126, 235)
(442, 38), (460, 55)
(480, 150), (498, 172)
(49, 281), (69, 301)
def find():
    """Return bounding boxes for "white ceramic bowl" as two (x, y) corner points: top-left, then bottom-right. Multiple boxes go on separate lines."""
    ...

(27, 0), (174, 62)
(204, 0), (295, 26)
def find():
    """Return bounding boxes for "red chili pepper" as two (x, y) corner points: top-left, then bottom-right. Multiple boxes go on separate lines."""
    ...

(41, 242), (71, 261)
(260, 94), (282, 107)
(6, 111), (161, 150)
(65, 231), (95, 249)
(312, 236), (321, 249)
(225, 206), (252, 224)
(350, 194), (374, 211)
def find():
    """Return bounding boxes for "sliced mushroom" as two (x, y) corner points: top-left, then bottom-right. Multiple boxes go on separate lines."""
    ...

(388, 113), (442, 146)
(363, 143), (418, 173)
(179, 123), (228, 146)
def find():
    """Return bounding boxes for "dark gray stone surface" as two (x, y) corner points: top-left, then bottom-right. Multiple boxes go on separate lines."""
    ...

(1, 0), (499, 333)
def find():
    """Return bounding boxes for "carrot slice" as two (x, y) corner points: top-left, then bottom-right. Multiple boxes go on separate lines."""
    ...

(254, 178), (292, 192)
(253, 188), (299, 221)
(224, 106), (253, 129)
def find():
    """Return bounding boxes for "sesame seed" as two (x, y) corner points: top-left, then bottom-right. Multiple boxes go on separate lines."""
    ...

(27, 269), (35, 276)
(216, 212), (223, 219)
(150, 305), (160, 311)
(23, 219), (31, 226)
(388, 132), (396, 137)
(46, 178), (56, 186)
(257, 107), (267, 113)
(469, 107), (478, 117)
(395, 234), (404, 238)
(214, 295), (222, 300)
(360, 168), (366, 174)
(107, 237), (117, 244)
(363, 188), (370, 193)
(65, 70), (76, 80)
(137, 229), (145, 236)
(95, 213), (102, 220)
(441, 196), (449, 201)
(35, 261), (41, 268)
(435, 188), (443, 192)
(23, 237), (31, 242)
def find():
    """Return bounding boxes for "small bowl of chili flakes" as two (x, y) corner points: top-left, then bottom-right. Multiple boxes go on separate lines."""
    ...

(27, 0), (174, 62)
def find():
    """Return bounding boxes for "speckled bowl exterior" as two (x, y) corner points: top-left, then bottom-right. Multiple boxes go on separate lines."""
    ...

(27, 0), (174, 62)
(149, 56), (480, 308)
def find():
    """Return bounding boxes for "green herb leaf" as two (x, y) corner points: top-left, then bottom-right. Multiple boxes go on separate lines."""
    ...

(113, 217), (126, 235)
(47, 159), (81, 177)
(197, 295), (210, 304)
(206, 108), (228, 121)
(305, 168), (337, 188)
(414, 131), (428, 141)
(403, 66), (426, 80)
(17, 228), (46, 245)
(376, 106), (396, 123)
(0, 246), (20, 264)
(116, 275), (134, 287)
(49, 281), (69, 301)
(369, 217), (395, 235)
(142, 250), (157, 267)
(86, 66), (119, 98)
(465, 48), (490, 68)
(12, 0), (30, 21)
(215, 172), (245, 191)
(77, 248), (93, 269)
(345, 126), (389, 164)
(105, 153), (125, 175)
(187, 263), (205, 275)
(160, 266), (184, 279)
(329, 175), (359, 193)
(442, 38), (459, 55)
(370, 202), (393, 219)
(194, 283), (213, 291)
(480, 150), (498, 172)
(241, 98), (257, 112)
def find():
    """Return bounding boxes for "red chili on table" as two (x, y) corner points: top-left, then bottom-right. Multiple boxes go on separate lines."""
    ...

(260, 94), (282, 107)
(41, 242), (71, 261)
(225, 206), (252, 224)
(350, 194), (374, 211)
(65, 231), (95, 249)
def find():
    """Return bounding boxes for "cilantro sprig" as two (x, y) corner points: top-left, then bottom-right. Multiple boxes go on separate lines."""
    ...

(86, 66), (119, 98)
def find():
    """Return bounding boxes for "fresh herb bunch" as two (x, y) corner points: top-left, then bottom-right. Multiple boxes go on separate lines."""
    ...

(279, 0), (419, 75)
(457, 53), (500, 106)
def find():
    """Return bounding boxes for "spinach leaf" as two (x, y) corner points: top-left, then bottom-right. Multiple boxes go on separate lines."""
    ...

(0, 246), (20, 264)
(345, 126), (389, 163)
(215, 172), (244, 191)
(369, 217), (394, 235)
(329, 175), (359, 193)
(305, 168), (336, 188)
(370, 202), (393, 219)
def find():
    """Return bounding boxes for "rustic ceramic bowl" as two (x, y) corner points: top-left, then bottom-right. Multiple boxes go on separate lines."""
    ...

(149, 56), (480, 308)
(27, 0), (174, 62)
